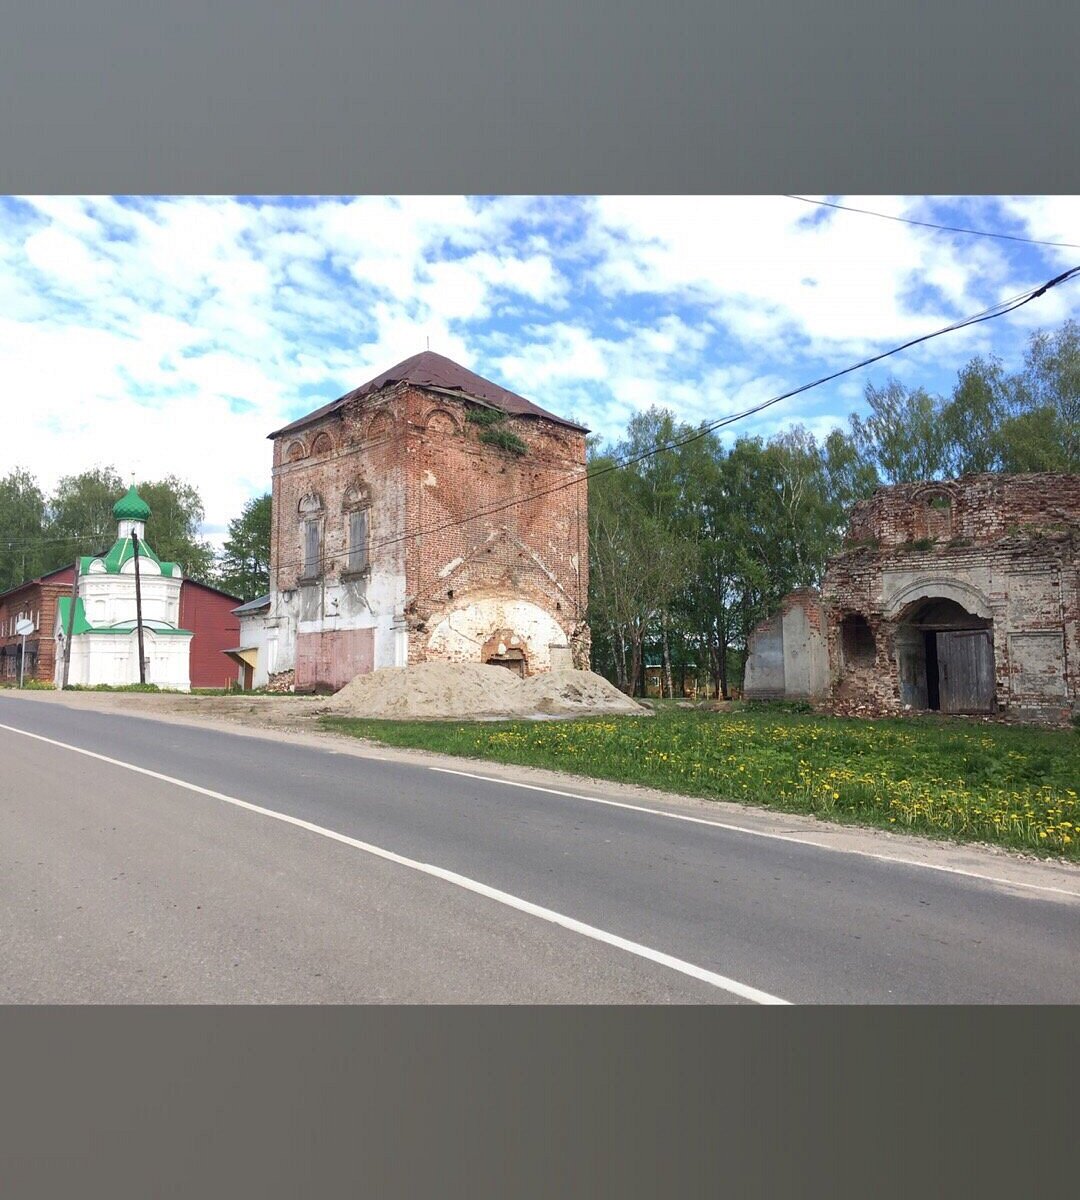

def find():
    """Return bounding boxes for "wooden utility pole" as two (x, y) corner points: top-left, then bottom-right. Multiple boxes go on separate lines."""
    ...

(60, 562), (80, 689)
(132, 531), (147, 684)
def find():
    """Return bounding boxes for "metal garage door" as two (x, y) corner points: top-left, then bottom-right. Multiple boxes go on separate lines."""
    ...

(295, 629), (374, 692)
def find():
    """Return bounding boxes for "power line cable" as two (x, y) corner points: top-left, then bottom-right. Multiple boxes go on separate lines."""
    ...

(265, 263), (1080, 573)
(6, 266), (1077, 573)
(783, 194), (1080, 250)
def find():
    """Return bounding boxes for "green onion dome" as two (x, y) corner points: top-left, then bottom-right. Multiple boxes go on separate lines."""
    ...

(112, 485), (151, 522)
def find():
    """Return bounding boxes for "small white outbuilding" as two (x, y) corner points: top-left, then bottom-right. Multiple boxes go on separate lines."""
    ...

(54, 486), (194, 690)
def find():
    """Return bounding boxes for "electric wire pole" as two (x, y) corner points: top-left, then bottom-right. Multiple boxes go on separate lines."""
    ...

(60, 561), (79, 689)
(132, 530), (147, 684)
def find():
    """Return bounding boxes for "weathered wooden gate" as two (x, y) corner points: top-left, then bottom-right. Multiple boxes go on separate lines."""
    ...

(937, 629), (994, 713)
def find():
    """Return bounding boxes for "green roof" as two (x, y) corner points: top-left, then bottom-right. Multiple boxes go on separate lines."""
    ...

(113, 486), (152, 522)
(57, 596), (94, 635)
(79, 537), (177, 578)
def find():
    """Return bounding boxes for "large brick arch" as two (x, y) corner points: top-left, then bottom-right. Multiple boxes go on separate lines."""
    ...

(425, 598), (570, 674)
(884, 578), (994, 622)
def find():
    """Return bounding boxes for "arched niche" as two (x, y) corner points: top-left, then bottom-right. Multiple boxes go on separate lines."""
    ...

(310, 431), (335, 456)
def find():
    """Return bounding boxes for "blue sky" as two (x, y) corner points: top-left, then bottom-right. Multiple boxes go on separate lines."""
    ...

(0, 195), (1076, 544)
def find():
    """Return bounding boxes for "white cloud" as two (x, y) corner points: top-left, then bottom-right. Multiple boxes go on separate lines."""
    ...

(1, 193), (1073, 543)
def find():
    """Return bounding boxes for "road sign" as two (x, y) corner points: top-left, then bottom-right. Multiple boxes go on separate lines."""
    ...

(15, 618), (33, 688)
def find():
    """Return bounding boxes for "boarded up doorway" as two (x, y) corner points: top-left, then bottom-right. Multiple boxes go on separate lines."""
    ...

(937, 629), (994, 713)
(296, 628), (374, 692)
(897, 598), (994, 713)
(485, 648), (527, 677)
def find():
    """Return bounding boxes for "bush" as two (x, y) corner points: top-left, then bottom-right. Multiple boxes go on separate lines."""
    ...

(479, 427), (528, 456)
(64, 683), (166, 693)
(465, 406), (508, 427)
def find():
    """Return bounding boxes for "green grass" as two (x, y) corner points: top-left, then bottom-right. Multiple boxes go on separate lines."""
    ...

(320, 709), (1080, 859)
(63, 683), (168, 692)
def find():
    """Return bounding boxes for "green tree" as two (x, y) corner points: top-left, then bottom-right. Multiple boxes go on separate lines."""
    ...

(997, 320), (1079, 472)
(0, 468), (47, 593)
(217, 493), (272, 600)
(588, 448), (695, 696)
(940, 356), (1008, 475)
(135, 475), (216, 582)
(849, 379), (950, 483)
(43, 466), (127, 571)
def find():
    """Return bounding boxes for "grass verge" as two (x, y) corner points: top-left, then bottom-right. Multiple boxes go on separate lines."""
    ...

(320, 709), (1080, 860)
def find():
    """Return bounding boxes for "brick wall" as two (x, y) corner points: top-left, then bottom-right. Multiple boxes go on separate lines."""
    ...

(823, 474), (1079, 720)
(0, 568), (74, 683)
(269, 382), (589, 679)
(845, 473), (1080, 549)
(400, 387), (588, 667)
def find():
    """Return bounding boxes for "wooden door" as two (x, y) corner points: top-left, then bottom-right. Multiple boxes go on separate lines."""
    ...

(937, 630), (994, 713)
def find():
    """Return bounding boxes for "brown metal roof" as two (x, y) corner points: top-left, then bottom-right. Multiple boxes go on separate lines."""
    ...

(268, 350), (588, 438)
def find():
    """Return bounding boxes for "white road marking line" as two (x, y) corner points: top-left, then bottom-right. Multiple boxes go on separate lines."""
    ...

(430, 767), (1080, 901)
(0, 722), (789, 1006)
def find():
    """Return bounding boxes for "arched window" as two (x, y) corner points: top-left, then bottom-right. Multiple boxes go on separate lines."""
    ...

(310, 431), (334, 456)
(285, 439), (306, 463)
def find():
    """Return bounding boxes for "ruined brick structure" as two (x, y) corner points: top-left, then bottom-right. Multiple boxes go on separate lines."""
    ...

(744, 474), (1080, 722)
(265, 351), (590, 691)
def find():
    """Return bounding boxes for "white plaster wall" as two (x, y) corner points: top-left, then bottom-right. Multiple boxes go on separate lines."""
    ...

(238, 612), (271, 688)
(781, 605), (828, 699)
(57, 628), (192, 690)
(268, 563), (407, 675)
(744, 615), (785, 698)
(80, 563), (183, 630)
(425, 598), (568, 672)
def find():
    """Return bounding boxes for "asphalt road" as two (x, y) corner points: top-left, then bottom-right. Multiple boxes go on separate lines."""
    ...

(1, 694), (1078, 1004)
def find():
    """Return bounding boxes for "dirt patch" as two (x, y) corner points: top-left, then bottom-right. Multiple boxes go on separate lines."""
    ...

(6, 666), (644, 730)
(325, 663), (645, 721)
(4, 688), (327, 736)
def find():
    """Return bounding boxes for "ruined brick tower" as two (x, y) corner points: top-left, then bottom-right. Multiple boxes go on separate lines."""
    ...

(265, 351), (590, 691)
(744, 473), (1080, 723)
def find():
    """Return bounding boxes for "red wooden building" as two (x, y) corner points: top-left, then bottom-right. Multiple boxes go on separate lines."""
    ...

(178, 580), (244, 689)
(0, 569), (242, 689)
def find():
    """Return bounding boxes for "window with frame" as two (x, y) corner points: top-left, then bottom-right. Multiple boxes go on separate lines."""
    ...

(298, 493), (324, 580)
(347, 508), (370, 574)
(343, 481), (372, 576)
(302, 519), (321, 578)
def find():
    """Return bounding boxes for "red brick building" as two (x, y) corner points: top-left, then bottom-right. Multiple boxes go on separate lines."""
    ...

(265, 351), (590, 691)
(0, 565), (75, 683)
(0, 567), (242, 689)
(744, 473), (1080, 723)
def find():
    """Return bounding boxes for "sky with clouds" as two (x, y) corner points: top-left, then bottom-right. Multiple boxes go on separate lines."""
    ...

(1, 194), (1077, 545)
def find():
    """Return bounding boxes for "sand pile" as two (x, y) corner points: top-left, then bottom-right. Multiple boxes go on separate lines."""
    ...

(324, 661), (645, 720)
(519, 669), (643, 716)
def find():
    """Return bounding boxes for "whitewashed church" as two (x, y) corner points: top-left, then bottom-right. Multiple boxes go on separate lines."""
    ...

(54, 486), (194, 690)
